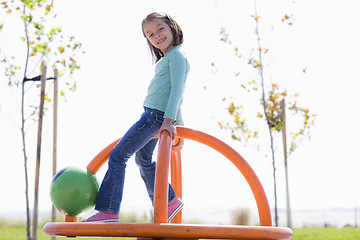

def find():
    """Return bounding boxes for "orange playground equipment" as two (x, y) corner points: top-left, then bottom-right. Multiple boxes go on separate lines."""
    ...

(43, 126), (293, 240)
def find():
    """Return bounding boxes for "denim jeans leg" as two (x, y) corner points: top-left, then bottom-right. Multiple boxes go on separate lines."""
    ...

(95, 108), (177, 214)
(95, 110), (159, 213)
(135, 139), (177, 204)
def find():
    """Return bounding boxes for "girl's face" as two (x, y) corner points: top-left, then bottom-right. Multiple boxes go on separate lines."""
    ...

(143, 18), (174, 54)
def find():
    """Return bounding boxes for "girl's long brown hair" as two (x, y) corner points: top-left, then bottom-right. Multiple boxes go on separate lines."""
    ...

(142, 12), (184, 63)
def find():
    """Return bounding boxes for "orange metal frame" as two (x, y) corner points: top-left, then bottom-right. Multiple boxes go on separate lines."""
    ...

(43, 126), (293, 240)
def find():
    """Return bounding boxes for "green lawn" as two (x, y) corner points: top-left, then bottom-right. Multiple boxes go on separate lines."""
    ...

(291, 227), (360, 240)
(1, 227), (360, 240)
(0, 227), (131, 240)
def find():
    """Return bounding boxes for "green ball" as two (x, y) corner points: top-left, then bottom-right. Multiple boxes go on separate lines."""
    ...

(50, 166), (99, 216)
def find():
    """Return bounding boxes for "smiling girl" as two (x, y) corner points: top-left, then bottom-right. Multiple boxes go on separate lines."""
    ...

(83, 12), (190, 223)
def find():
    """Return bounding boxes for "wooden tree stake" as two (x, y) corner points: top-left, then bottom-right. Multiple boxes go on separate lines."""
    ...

(51, 68), (59, 240)
(281, 99), (292, 229)
(32, 66), (47, 240)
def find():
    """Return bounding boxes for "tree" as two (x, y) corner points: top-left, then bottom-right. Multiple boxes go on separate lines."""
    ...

(212, 2), (316, 226)
(0, 1), (84, 239)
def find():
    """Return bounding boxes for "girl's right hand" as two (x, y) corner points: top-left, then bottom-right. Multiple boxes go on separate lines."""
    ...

(159, 118), (177, 139)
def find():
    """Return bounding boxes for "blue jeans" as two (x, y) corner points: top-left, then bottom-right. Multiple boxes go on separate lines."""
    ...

(95, 107), (177, 214)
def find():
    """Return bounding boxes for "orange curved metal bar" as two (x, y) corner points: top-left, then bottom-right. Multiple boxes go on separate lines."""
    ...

(44, 222), (292, 240)
(170, 149), (182, 223)
(86, 138), (119, 174)
(153, 130), (172, 224)
(85, 126), (272, 226)
(171, 150), (182, 198)
(175, 127), (272, 226)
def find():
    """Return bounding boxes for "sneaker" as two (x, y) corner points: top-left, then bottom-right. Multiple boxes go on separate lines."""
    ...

(82, 211), (119, 223)
(167, 197), (184, 223)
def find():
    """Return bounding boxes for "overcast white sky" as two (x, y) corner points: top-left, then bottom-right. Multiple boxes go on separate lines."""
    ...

(1, 0), (359, 226)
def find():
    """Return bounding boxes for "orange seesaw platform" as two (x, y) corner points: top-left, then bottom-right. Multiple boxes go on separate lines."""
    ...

(44, 222), (293, 239)
(43, 127), (293, 239)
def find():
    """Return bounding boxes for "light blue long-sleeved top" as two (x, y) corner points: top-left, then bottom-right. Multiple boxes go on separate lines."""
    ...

(143, 45), (190, 125)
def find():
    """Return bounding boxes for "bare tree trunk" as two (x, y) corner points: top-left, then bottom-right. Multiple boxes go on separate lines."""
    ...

(254, 0), (278, 226)
(21, 81), (31, 240)
(21, 4), (31, 238)
(270, 137), (278, 226)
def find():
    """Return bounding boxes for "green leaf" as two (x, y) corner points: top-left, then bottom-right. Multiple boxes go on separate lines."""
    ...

(33, 22), (40, 30)
(25, 0), (35, 10)
(58, 46), (65, 53)
(21, 13), (27, 22)
(44, 94), (52, 103)
(45, 4), (53, 15)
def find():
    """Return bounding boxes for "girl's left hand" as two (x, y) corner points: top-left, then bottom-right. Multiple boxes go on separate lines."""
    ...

(172, 138), (184, 152)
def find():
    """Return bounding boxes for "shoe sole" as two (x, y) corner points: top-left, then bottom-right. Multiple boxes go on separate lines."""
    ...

(82, 219), (119, 223)
(167, 202), (184, 223)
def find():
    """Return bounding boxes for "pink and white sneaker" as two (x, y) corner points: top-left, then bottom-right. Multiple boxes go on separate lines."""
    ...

(82, 211), (119, 223)
(167, 197), (184, 223)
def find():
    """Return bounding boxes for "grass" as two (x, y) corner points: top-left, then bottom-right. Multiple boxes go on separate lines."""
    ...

(0, 227), (133, 240)
(291, 227), (360, 240)
(1, 226), (360, 240)
(0, 211), (152, 240)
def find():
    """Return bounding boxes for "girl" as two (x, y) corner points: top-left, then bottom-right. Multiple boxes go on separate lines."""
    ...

(83, 12), (190, 223)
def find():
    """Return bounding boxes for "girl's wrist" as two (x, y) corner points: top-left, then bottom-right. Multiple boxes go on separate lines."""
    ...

(164, 118), (175, 125)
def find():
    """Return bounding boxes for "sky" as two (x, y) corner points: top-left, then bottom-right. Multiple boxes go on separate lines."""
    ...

(1, 0), (360, 226)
